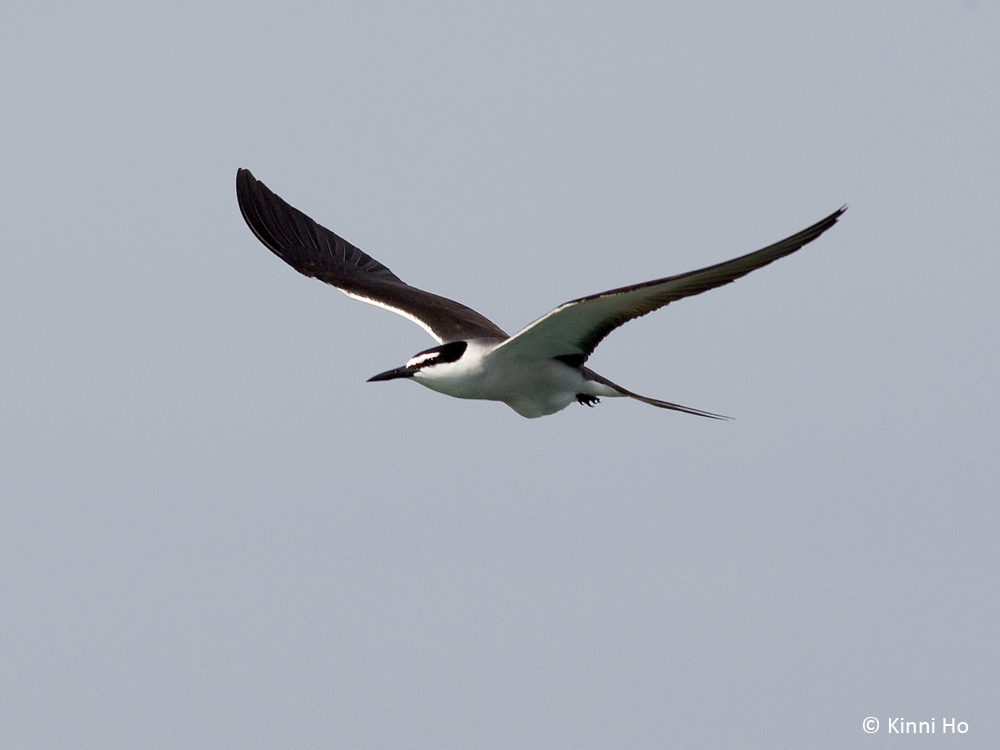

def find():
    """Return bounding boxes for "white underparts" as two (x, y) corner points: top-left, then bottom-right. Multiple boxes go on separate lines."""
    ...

(409, 344), (622, 417)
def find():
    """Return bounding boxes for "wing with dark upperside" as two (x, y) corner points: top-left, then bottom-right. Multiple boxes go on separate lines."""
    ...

(236, 169), (508, 343)
(489, 207), (846, 362)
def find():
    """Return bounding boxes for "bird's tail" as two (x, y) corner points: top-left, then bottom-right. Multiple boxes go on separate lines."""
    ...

(583, 368), (731, 420)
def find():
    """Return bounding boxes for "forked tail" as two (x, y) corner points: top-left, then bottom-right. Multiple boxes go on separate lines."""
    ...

(583, 368), (731, 420)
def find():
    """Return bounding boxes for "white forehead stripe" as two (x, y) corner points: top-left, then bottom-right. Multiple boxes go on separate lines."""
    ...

(405, 351), (440, 367)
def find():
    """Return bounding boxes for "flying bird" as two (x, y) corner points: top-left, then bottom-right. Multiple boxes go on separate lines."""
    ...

(237, 168), (844, 418)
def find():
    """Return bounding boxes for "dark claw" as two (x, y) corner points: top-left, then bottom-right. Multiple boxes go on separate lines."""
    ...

(576, 394), (600, 407)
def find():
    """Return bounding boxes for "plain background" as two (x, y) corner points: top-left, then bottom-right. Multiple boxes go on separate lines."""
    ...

(2, 2), (997, 748)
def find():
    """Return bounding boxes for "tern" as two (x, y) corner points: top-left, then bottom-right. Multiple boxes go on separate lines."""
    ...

(237, 168), (844, 419)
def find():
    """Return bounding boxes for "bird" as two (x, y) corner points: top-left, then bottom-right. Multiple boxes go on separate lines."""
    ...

(236, 168), (844, 419)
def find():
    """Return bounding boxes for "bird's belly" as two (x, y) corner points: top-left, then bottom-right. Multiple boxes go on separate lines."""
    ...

(415, 359), (585, 418)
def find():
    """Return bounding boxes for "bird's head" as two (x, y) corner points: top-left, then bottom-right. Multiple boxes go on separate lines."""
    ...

(367, 341), (469, 382)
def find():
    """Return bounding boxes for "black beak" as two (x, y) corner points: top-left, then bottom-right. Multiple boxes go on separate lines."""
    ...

(367, 366), (415, 382)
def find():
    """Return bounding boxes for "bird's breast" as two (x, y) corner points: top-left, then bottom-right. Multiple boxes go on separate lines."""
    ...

(414, 354), (586, 417)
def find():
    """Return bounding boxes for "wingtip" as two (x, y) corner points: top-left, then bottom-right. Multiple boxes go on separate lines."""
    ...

(236, 167), (256, 192)
(829, 205), (848, 223)
(235, 168), (254, 203)
(822, 205), (847, 225)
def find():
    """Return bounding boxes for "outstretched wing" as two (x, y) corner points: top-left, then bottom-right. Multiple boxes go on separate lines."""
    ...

(236, 169), (507, 343)
(489, 207), (845, 362)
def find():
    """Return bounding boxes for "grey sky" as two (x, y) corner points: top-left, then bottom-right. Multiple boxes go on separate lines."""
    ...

(2, 2), (997, 748)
